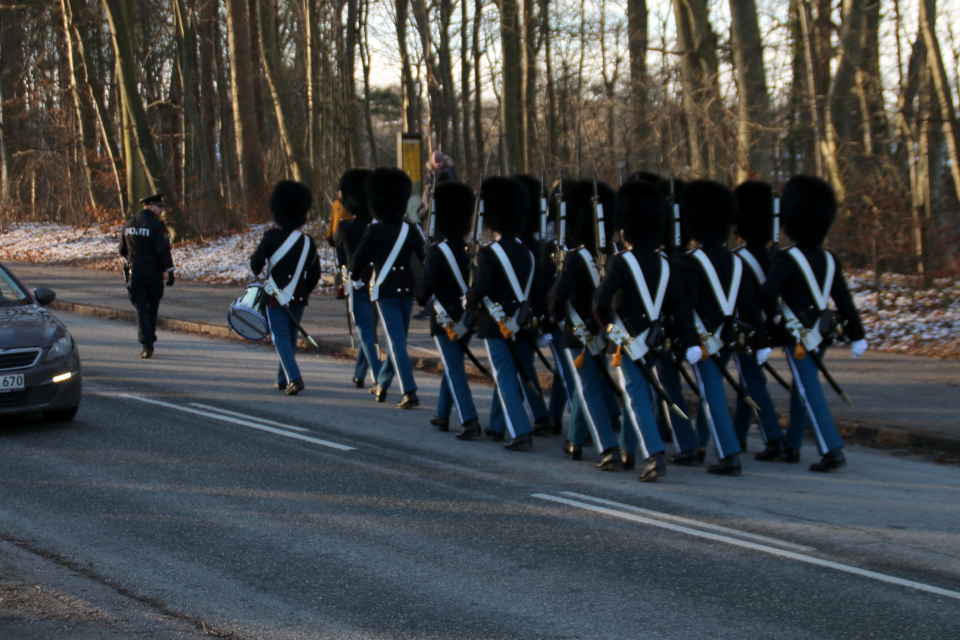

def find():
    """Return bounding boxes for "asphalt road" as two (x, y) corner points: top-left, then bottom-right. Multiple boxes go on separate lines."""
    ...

(1, 311), (959, 639)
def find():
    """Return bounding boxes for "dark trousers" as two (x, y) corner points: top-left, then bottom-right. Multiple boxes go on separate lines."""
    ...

(128, 276), (163, 345)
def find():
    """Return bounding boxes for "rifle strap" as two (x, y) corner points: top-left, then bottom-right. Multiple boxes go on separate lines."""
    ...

(576, 248), (601, 289)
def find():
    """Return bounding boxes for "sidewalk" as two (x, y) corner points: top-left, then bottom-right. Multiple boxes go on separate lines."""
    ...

(11, 262), (960, 456)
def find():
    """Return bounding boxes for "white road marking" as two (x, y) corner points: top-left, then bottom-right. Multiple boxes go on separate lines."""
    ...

(121, 395), (356, 451)
(189, 403), (311, 432)
(560, 491), (815, 551)
(533, 493), (960, 601)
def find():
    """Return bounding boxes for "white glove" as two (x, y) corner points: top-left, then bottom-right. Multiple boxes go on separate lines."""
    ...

(756, 347), (772, 366)
(851, 339), (867, 359)
(536, 333), (552, 348)
(351, 279), (364, 290)
(685, 346), (702, 364)
(461, 295), (469, 310)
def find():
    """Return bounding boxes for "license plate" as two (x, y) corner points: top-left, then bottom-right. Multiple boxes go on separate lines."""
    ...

(0, 374), (25, 392)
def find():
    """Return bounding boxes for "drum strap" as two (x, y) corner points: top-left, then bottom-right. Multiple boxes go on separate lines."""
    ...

(266, 231), (309, 306)
(371, 222), (410, 301)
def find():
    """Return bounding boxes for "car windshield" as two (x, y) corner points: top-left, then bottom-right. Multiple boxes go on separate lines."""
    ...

(0, 267), (30, 306)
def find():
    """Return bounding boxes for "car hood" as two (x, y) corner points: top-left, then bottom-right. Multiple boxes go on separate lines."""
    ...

(0, 304), (64, 348)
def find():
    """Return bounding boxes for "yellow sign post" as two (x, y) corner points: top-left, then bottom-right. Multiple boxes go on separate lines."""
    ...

(397, 132), (423, 221)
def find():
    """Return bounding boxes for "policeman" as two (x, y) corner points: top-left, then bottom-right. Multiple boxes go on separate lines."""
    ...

(118, 193), (176, 358)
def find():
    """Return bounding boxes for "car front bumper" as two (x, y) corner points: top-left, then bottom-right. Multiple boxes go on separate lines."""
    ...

(0, 351), (82, 417)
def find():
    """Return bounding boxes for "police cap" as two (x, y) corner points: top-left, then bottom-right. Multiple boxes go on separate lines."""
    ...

(140, 193), (166, 207)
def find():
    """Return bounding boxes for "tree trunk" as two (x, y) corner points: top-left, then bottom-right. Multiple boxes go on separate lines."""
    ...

(460, 0), (473, 176)
(224, 0), (268, 218)
(0, 1), (25, 205)
(360, 0), (378, 166)
(627, 0), (652, 172)
(396, 0), (420, 134)
(412, 0), (446, 152)
(59, 0), (99, 211)
(500, 0), (524, 174)
(728, 0), (773, 180)
(473, 0), (485, 173)
(919, 0), (960, 205)
(344, 0), (363, 166)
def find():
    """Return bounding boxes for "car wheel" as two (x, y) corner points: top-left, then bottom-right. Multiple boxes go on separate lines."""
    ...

(43, 405), (79, 422)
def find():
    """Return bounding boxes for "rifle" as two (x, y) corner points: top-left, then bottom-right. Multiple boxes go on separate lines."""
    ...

(539, 170), (548, 242)
(710, 353), (761, 410)
(554, 170), (567, 267)
(669, 175), (682, 251)
(426, 169), (439, 240)
(805, 348), (854, 406)
(467, 170), (485, 288)
(772, 174), (781, 250)
(592, 174), (609, 277)
(629, 352), (689, 420)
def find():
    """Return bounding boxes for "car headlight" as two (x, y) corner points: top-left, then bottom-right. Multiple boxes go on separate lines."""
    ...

(44, 333), (73, 361)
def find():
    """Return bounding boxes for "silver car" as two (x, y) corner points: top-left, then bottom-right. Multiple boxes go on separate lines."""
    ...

(0, 261), (82, 421)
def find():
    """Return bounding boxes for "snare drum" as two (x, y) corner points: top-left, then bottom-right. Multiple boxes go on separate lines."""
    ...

(228, 284), (269, 341)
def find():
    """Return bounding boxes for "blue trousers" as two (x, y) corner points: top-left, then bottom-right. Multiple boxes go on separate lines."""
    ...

(267, 304), (304, 385)
(617, 356), (664, 458)
(434, 332), (478, 424)
(350, 288), (384, 384)
(547, 330), (570, 422)
(733, 352), (784, 446)
(488, 339), (551, 433)
(376, 297), (416, 393)
(784, 346), (845, 454)
(563, 347), (619, 452)
(656, 356), (709, 452)
(693, 354), (743, 460)
(485, 338), (532, 438)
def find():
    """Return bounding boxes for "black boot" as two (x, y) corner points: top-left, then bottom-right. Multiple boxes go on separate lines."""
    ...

(562, 440), (582, 460)
(456, 418), (483, 441)
(352, 376), (365, 389)
(639, 452), (667, 482)
(755, 439), (784, 461)
(781, 447), (801, 463)
(670, 448), (703, 466)
(397, 391), (420, 409)
(483, 427), (505, 441)
(140, 343), (154, 359)
(503, 432), (533, 451)
(430, 415), (450, 431)
(285, 378), (305, 396)
(620, 449), (636, 471)
(596, 447), (623, 471)
(707, 454), (742, 476)
(370, 384), (387, 402)
(532, 417), (555, 437)
(810, 448), (846, 472)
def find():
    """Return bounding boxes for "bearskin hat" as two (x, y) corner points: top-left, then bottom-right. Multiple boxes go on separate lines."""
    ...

(732, 181), (774, 247)
(617, 181), (669, 249)
(433, 181), (474, 241)
(339, 168), (372, 219)
(269, 180), (313, 229)
(564, 179), (615, 253)
(480, 176), (528, 236)
(513, 174), (543, 238)
(679, 179), (736, 246)
(366, 167), (412, 222)
(781, 174), (837, 247)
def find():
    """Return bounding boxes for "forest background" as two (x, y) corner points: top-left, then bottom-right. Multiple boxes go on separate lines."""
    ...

(1, 0), (959, 283)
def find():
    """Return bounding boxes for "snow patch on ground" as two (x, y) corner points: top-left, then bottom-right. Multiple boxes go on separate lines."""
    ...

(3, 222), (959, 359)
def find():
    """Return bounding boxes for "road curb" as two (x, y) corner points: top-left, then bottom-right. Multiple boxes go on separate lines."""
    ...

(51, 299), (960, 458)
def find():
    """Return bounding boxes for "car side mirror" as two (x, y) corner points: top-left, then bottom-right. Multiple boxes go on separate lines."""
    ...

(34, 286), (56, 306)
